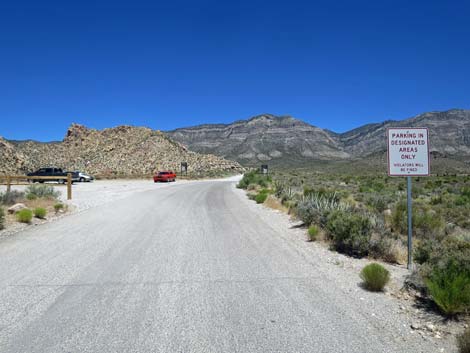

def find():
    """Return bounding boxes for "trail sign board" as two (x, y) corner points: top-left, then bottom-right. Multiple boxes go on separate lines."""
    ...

(181, 162), (188, 175)
(387, 128), (430, 176)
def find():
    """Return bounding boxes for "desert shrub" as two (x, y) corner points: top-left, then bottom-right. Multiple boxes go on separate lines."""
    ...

(415, 237), (470, 316)
(365, 194), (388, 213)
(26, 193), (37, 200)
(16, 209), (33, 223)
(457, 327), (470, 353)
(430, 195), (443, 205)
(0, 190), (25, 205)
(296, 192), (349, 227)
(33, 207), (47, 219)
(360, 263), (390, 291)
(391, 200), (444, 237)
(307, 225), (319, 241)
(0, 207), (5, 230)
(326, 210), (371, 257)
(420, 237), (470, 277)
(414, 238), (438, 265)
(369, 230), (406, 264)
(425, 262), (470, 316)
(255, 190), (269, 204)
(274, 182), (296, 204)
(303, 187), (338, 200)
(237, 171), (271, 189)
(54, 203), (64, 213)
(25, 184), (60, 199)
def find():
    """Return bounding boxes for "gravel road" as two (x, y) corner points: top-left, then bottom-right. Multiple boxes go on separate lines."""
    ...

(0, 178), (454, 352)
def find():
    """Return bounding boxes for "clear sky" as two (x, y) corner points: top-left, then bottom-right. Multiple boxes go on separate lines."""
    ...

(1, 0), (469, 141)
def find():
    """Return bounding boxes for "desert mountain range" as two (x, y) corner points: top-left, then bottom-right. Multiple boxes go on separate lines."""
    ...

(167, 109), (470, 166)
(1, 109), (469, 176)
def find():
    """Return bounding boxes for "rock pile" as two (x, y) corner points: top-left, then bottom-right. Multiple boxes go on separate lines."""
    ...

(2, 124), (243, 177)
(0, 137), (30, 175)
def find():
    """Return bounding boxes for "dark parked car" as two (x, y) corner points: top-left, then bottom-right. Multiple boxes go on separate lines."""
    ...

(27, 167), (78, 183)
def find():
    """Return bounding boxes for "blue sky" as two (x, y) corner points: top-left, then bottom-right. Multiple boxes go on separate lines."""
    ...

(1, 0), (469, 141)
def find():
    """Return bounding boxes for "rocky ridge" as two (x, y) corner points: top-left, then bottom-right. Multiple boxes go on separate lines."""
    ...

(2, 124), (243, 176)
(167, 109), (470, 166)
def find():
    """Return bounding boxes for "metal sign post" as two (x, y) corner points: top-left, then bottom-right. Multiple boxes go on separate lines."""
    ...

(407, 176), (412, 269)
(387, 128), (430, 270)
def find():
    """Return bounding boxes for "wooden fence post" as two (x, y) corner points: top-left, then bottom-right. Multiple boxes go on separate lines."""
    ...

(67, 173), (72, 200)
(6, 175), (11, 193)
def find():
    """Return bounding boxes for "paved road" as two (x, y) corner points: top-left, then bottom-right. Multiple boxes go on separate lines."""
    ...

(0, 179), (446, 352)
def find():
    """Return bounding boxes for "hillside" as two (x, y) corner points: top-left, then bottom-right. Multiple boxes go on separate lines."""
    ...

(0, 138), (31, 175)
(1, 124), (243, 177)
(167, 114), (349, 165)
(167, 109), (470, 168)
(339, 109), (470, 156)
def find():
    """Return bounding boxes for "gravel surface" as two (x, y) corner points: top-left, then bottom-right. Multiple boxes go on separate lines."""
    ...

(0, 177), (456, 352)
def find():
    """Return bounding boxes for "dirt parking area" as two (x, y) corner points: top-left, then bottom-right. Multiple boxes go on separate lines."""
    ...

(1, 179), (186, 213)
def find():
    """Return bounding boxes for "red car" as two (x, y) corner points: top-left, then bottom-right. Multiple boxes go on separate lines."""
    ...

(153, 171), (176, 183)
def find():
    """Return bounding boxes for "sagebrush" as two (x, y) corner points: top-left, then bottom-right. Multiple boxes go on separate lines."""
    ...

(0, 190), (25, 205)
(360, 263), (390, 292)
(25, 184), (60, 199)
(326, 210), (371, 257)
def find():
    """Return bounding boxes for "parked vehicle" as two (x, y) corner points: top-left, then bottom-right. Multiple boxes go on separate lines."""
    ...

(153, 171), (176, 183)
(27, 167), (79, 183)
(71, 171), (94, 182)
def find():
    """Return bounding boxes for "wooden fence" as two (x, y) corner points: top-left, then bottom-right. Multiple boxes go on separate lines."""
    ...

(0, 174), (73, 200)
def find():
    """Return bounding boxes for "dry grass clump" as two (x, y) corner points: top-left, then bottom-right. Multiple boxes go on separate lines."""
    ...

(264, 195), (288, 213)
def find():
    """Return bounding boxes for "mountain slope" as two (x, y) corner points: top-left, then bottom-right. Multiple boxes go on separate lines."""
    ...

(6, 124), (243, 177)
(166, 109), (470, 166)
(340, 109), (470, 156)
(167, 114), (349, 166)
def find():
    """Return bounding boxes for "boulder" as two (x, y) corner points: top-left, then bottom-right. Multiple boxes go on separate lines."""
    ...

(8, 203), (27, 214)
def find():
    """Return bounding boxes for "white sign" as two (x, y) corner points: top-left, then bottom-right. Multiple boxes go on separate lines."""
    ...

(387, 127), (430, 176)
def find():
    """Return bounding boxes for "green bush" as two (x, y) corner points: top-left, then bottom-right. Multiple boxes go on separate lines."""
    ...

(54, 203), (64, 213)
(425, 262), (470, 316)
(16, 209), (33, 223)
(0, 190), (25, 205)
(391, 200), (444, 237)
(26, 193), (37, 200)
(457, 327), (470, 353)
(25, 184), (60, 199)
(33, 207), (47, 219)
(307, 225), (319, 241)
(360, 263), (390, 291)
(421, 237), (470, 277)
(255, 191), (268, 204)
(237, 171), (271, 189)
(0, 207), (5, 230)
(326, 210), (371, 257)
